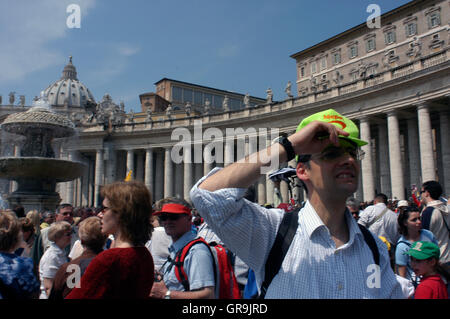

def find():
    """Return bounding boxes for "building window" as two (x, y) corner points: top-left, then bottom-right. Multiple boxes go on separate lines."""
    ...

(300, 67), (305, 77)
(194, 91), (203, 105)
(172, 86), (182, 102)
(311, 62), (317, 74)
(320, 57), (327, 70)
(332, 52), (341, 65)
(405, 22), (417, 37)
(183, 89), (193, 103)
(349, 45), (358, 58)
(428, 12), (440, 29)
(384, 31), (396, 44)
(366, 38), (376, 52)
(213, 95), (223, 108)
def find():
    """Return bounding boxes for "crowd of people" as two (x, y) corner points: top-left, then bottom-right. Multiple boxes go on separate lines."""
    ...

(0, 108), (449, 299)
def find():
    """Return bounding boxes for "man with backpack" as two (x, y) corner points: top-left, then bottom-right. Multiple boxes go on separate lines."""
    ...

(358, 193), (400, 247)
(420, 181), (450, 268)
(190, 109), (404, 298)
(149, 199), (216, 299)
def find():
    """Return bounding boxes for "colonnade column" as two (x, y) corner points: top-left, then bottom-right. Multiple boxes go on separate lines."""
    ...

(94, 149), (104, 207)
(164, 147), (173, 198)
(184, 145), (193, 201)
(265, 136), (274, 205)
(387, 111), (405, 199)
(417, 102), (436, 182)
(66, 151), (75, 204)
(407, 117), (421, 189)
(126, 149), (135, 179)
(224, 137), (234, 167)
(359, 117), (375, 202)
(145, 148), (154, 195)
(203, 144), (214, 175)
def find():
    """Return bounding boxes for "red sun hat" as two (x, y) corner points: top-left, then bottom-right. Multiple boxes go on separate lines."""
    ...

(153, 203), (191, 216)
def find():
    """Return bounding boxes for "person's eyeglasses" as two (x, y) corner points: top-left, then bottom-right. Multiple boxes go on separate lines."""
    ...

(420, 190), (426, 194)
(158, 214), (185, 221)
(62, 212), (73, 216)
(311, 146), (365, 161)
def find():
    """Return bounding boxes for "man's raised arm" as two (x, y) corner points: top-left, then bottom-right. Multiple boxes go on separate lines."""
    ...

(198, 121), (348, 192)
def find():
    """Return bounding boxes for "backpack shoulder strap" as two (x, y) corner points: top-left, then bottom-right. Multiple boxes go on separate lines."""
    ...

(421, 206), (434, 230)
(366, 207), (388, 229)
(174, 237), (210, 291)
(358, 224), (380, 266)
(259, 206), (301, 299)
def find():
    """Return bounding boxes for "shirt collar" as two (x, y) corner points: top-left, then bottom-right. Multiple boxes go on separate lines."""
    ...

(49, 242), (66, 255)
(169, 231), (197, 255)
(301, 200), (327, 238)
(302, 200), (363, 244)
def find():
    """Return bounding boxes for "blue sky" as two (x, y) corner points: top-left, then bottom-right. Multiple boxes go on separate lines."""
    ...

(0, 0), (411, 113)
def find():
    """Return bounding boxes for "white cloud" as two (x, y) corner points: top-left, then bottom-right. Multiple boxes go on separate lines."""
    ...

(0, 0), (96, 84)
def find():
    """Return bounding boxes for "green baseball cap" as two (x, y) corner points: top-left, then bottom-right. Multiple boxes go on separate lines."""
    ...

(295, 109), (368, 162)
(406, 241), (440, 260)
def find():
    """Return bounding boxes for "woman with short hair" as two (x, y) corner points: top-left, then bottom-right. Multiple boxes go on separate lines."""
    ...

(38, 221), (72, 299)
(49, 216), (107, 299)
(66, 181), (154, 299)
(0, 210), (40, 299)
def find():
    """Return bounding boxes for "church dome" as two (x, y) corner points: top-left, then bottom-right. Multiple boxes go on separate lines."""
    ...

(43, 56), (96, 108)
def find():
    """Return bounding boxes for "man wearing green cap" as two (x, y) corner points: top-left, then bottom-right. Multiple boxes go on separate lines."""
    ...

(190, 108), (403, 298)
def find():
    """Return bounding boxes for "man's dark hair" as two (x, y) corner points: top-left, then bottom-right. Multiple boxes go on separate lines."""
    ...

(12, 205), (25, 218)
(56, 203), (73, 214)
(374, 193), (388, 204)
(422, 181), (442, 200)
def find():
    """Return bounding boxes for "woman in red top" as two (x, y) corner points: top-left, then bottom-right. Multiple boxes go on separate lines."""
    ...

(66, 181), (154, 299)
(407, 241), (449, 299)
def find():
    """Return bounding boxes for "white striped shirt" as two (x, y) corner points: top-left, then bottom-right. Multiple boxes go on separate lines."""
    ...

(190, 168), (404, 299)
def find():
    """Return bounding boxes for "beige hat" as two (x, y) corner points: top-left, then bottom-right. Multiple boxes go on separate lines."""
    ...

(397, 200), (409, 208)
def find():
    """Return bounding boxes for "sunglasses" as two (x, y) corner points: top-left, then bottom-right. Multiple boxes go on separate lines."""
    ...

(310, 146), (365, 161)
(158, 214), (187, 221)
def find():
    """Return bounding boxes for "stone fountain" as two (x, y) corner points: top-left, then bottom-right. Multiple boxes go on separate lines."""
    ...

(0, 93), (85, 212)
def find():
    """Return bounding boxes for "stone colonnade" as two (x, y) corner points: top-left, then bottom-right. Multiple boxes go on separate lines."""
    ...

(358, 102), (449, 202)
(60, 101), (449, 207)
(61, 132), (305, 207)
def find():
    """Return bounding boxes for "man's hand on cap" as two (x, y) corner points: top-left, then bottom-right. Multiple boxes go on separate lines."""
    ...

(288, 120), (349, 157)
